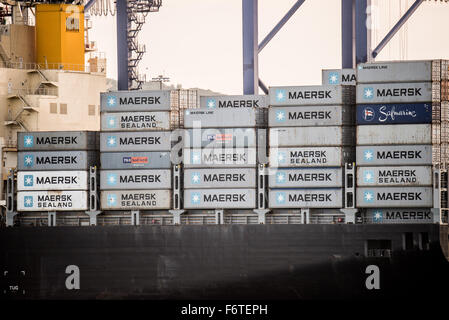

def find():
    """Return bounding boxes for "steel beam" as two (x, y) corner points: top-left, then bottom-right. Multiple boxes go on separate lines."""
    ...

(84, 0), (98, 11)
(341, 0), (354, 68)
(258, 78), (268, 94)
(355, 0), (370, 65)
(117, 0), (129, 90)
(371, 0), (423, 59)
(258, 0), (305, 53)
(242, 0), (259, 95)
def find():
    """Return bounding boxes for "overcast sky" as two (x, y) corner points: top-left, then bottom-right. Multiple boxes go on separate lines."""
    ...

(89, 0), (449, 94)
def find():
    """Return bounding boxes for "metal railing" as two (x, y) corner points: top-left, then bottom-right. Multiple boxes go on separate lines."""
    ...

(0, 61), (106, 74)
(8, 87), (58, 96)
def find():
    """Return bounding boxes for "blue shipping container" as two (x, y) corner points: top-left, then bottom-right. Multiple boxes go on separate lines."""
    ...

(356, 103), (432, 125)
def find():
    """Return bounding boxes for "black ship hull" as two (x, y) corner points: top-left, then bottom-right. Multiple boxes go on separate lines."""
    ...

(1, 224), (448, 300)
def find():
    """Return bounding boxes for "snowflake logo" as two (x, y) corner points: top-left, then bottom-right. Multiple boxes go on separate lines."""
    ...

(107, 194), (117, 206)
(364, 191), (375, 203)
(363, 170), (375, 183)
(276, 192), (286, 204)
(363, 87), (374, 99)
(275, 110), (286, 122)
(23, 135), (34, 147)
(206, 98), (216, 109)
(191, 192), (201, 204)
(24, 196), (33, 207)
(191, 151), (201, 164)
(373, 210), (383, 222)
(276, 172), (286, 183)
(363, 150), (374, 162)
(24, 155), (34, 167)
(107, 116), (117, 128)
(107, 136), (117, 147)
(277, 151), (286, 164)
(107, 95), (117, 107)
(328, 72), (339, 84)
(24, 175), (33, 187)
(107, 173), (118, 186)
(191, 172), (201, 184)
(275, 89), (287, 102)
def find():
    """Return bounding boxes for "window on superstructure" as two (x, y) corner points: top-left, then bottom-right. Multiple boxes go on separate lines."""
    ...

(60, 103), (68, 115)
(88, 105), (95, 116)
(50, 103), (57, 114)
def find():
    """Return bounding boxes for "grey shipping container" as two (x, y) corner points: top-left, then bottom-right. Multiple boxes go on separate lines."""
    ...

(357, 166), (432, 187)
(268, 167), (343, 188)
(17, 190), (88, 211)
(270, 127), (355, 147)
(18, 151), (98, 171)
(100, 112), (170, 131)
(183, 148), (257, 168)
(100, 189), (171, 210)
(356, 124), (431, 145)
(269, 105), (354, 127)
(200, 95), (268, 109)
(356, 187), (433, 208)
(100, 169), (171, 190)
(100, 90), (170, 112)
(17, 171), (88, 191)
(18, 131), (98, 151)
(268, 188), (343, 208)
(100, 132), (172, 152)
(364, 208), (435, 224)
(184, 188), (256, 209)
(269, 147), (355, 168)
(356, 145), (433, 166)
(356, 82), (434, 104)
(184, 168), (256, 189)
(322, 69), (356, 85)
(357, 60), (449, 83)
(269, 85), (355, 106)
(183, 128), (257, 148)
(100, 152), (171, 169)
(184, 108), (258, 128)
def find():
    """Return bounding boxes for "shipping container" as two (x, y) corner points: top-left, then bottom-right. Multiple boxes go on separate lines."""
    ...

(356, 187), (433, 208)
(18, 151), (98, 171)
(99, 132), (172, 152)
(184, 108), (258, 128)
(99, 169), (171, 190)
(100, 112), (170, 131)
(356, 145), (433, 166)
(100, 152), (171, 169)
(356, 166), (432, 187)
(183, 128), (257, 148)
(100, 189), (171, 210)
(184, 188), (256, 209)
(268, 188), (343, 208)
(100, 90), (170, 112)
(200, 95), (268, 109)
(356, 82), (433, 104)
(183, 148), (257, 168)
(269, 85), (355, 106)
(270, 127), (355, 147)
(364, 208), (435, 224)
(17, 171), (88, 191)
(268, 167), (343, 188)
(18, 131), (97, 151)
(322, 69), (356, 85)
(269, 147), (354, 167)
(357, 60), (449, 83)
(356, 103), (432, 125)
(269, 105), (354, 127)
(184, 168), (256, 189)
(17, 190), (88, 211)
(356, 124), (431, 145)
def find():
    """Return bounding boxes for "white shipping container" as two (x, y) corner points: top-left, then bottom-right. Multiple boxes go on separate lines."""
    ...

(322, 69), (356, 85)
(357, 166), (432, 187)
(269, 147), (354, 167)
(270, 127), (354, 147)
(268, 188), (343, 208)
(183, 128), (257, 148)
(356, 145), (433, 166)
(268, 168), (343, 188)
(269, 105), (354, 127)
(184, 108), (257, 128)
(200, 95), (268, 109)
(269, 85), (355, 106)
(17, 191), (88, 211)
(184, 168), (256, 189)
(356, 124), (431, 145)
(183, 148), (257, 168)
(356, 82), (433, 104)
(356, 187), (433, 208)
(99, 132), (172, 152)
(100, 190), (171, 210)
(364, 208), (435, 224)
(100, 169), (171, 190)
(100, 90), (170, 112)
(17, 171), (88, 191)
(100, 112), (170, 131)
(184, 189), (256, 209)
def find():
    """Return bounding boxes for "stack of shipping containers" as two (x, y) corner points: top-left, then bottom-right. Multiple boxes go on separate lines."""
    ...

(16, 131), (98, 225)
(355, 60), (449, 223)
(267, 85), (355, 223)
(99, 91), (173, 223)
(182, 95), (268, 223)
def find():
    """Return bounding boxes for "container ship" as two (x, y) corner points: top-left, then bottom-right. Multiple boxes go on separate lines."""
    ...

(1, 2), (448, 300)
